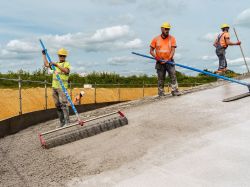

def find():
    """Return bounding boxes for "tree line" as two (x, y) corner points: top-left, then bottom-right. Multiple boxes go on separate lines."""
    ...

(0, 68), (239, 88)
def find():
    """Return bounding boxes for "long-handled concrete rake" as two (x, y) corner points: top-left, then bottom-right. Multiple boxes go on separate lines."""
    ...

(38, 40), (128, 148)
(233, 27), (250, 73)
(132, 52), (250, 102)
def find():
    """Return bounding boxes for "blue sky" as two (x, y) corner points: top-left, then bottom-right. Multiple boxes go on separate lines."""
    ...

(0, 0), (250, 76)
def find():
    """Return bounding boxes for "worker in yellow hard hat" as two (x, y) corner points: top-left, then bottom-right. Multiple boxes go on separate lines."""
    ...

(150, 22), (181, 97)
(213, 24), (241, 73)
(42, 48), (71, 127)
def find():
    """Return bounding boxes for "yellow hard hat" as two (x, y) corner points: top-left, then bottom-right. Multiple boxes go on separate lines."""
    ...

(57, 48), (68, 56)
(221, 23), (230, 29)
(161, 22), (171, 29)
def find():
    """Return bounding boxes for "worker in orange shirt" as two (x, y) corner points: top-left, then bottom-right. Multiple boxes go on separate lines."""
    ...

(150, 22), (181, 97)
(214, 24), (241, 73)
(73, 91), (85, 105)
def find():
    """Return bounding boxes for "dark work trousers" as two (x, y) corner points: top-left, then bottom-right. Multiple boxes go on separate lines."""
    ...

(52, 88), (70, 127)
(155, 62), (178, 96)
(216, 47), (227, 69)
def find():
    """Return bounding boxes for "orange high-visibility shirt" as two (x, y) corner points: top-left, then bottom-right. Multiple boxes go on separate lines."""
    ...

(215, 32), (230, 48)
(150, 35), (177, 61)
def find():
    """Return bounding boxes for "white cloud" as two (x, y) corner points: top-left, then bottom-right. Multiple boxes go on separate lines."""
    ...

(123, 38), (143, 49)
(82, 38), (142, 52)
(0, 48), (35, 60)
(1, 0), (249, 76)
(41, 25), (140, 52)
(199, 33), (218, 42)
(107, 56), (137, 65)
(48, 34), (73, 44)
(201, 55), (217, 61)
(0, 39), (41, 61)
(0, 25), (142, 61)
(235, 8), (250, 28)
(89, 25), (130, 42)
(6, 40), (39, 53)
(228, 57), (250, 65)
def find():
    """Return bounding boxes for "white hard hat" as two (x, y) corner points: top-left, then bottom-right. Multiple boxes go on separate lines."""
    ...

(80, 91), (85, 96)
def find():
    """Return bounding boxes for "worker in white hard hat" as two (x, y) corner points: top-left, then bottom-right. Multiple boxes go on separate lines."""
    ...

(42, 48), (71, 127)
(150, 22), (181, 97)
(214, 24), (241, 73)
(73, 91), (85, 105)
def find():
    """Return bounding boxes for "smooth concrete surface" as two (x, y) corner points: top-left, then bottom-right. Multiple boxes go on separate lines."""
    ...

(67, 80), (250, 187)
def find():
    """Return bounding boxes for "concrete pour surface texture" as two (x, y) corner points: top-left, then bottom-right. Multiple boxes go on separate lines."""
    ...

(1, 79), (250, 187)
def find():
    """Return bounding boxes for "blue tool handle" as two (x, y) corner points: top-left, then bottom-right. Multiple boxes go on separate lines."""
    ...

(39, 39), (81, 120)
(132, 52), (250, 88)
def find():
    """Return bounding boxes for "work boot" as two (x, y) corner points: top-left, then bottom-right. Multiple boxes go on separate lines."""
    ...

(171, 90), (181, 96)
(221, 67), (227, 72)
(57, 110), (65, 127)
(158, 92), (166, 97)
(215, 68), (227, 74)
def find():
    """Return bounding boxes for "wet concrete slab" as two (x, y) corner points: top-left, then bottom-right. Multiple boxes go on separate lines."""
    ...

(69, 79), (250, 187)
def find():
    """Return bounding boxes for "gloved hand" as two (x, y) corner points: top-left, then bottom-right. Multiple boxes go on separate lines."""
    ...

(50, 62), (57, 67)
(48, 63), (53, 70)
(168, 60), (175, 65)
(236, 41), (241, 45)
(42, 49), (47, 55)
(155, 56), (161, 62)
(170, 58), (175, 63)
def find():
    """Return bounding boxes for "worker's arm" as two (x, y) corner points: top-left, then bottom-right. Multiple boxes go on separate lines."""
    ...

(169, 47), (176, 61)
(213, 39), (218, 47)
(150, 46), (161, 62)
(150, 46), (156, 58)
(51, 63), (70, 74)
(225, 38), (241, 46)
(42, 51), (50, 68)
